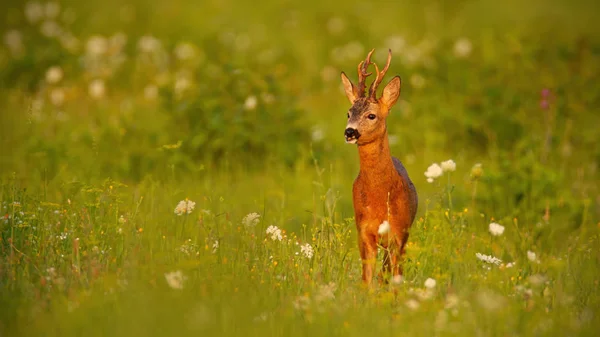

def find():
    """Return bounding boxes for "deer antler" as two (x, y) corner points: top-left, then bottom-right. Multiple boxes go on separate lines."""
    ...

(368, 49), (392, 100)
(354, 49), (375, 99)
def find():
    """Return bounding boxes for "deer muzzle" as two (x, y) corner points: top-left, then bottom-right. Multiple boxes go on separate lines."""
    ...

(344, 127), (361, 144)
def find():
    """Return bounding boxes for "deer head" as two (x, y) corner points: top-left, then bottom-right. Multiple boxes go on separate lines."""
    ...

(340, 49), (401, 144)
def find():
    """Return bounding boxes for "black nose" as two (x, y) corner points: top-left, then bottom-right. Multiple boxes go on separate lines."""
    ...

(345, 128), (357, 138)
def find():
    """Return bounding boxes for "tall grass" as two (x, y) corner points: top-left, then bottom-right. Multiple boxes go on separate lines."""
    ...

(1, 0), (599, 336)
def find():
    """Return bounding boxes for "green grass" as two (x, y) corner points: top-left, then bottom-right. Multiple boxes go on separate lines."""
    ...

(1, 0), (599, 336)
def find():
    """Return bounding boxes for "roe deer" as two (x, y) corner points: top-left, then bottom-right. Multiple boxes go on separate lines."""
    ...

(340, 49), (418, 285)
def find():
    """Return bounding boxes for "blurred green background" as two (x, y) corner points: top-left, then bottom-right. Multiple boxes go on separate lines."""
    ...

(1, 0), (599, 336)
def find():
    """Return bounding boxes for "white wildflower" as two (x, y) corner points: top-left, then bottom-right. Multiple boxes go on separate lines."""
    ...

(453, 37), (472, 58)
(410, 73), (426, 89)
(378, 220), (390, 235)
(242, 212), (260, 227)
(4, 30), (24, 55)
(424, 163), (443, 182)
(300, 243), (314, 259)
(45, 66), (63, 84)
(527, 250), (538, 263)
(174, 77), (191, 96)
(174, 199), (196, 215)
(440, 159), (456, 172)
(424, 278), (436, 289)
(49, 88), (65, 106)
(212, 240), (219, 253)
(489, 222), (505, 236)
(476, 252), (502, 265)
(45, 2), (61, 19)
(40, 20), (61, 38)
(311, 126), (324, 142)
(315, 282), (336, 302)
(326, 17), (345, 35)
(138, 35), (161, 53)
(174, 42), (197, 61)
(244, 95), (257, 110)
(164, 270), (186, 290)
(470, 163), (483, 179)
(86, 35), (108, 56)
(88, 79), (106, 99)
(25, 2), (44, 24)
(405, 299), (420, 310)
(144, 84), (158, 101)
(266, 225), (282, 241)
(505, 262), (516, 268)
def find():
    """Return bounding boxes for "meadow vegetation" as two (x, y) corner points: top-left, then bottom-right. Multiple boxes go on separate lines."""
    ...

(1, 0), (599, 336)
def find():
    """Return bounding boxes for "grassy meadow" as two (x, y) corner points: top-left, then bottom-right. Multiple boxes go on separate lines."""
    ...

(1, 0), (600, 336)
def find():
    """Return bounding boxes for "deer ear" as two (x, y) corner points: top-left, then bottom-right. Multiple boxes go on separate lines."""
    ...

(340, 72), (358, 104)
(380, 76), (401, 109)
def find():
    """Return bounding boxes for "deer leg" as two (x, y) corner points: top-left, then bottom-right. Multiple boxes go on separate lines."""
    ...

(378, 249), (391, 284)
(390, 231), (409, 283)
(359, 233), (377, 285)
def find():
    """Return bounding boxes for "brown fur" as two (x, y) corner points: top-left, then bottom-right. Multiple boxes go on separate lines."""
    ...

(341, 50), (418, 285)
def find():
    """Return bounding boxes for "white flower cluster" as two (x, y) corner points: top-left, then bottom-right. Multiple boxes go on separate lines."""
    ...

(242, 212), (260, 227)
(476, 253), (502, 265)
(164, 270), (186, 290)
(174, 199), (196, 215)
(377, 220), (390, 234)
(488, 222), (505, 236)
(300, 243), (314, 259)
(424, 159), (456, 183)
(266, 225), (282, 241)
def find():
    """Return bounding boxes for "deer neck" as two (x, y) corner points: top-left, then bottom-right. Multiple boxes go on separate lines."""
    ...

(357, 129), (395, 185)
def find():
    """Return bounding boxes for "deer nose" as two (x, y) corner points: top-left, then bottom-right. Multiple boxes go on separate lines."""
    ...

(345, 128), (358, 138)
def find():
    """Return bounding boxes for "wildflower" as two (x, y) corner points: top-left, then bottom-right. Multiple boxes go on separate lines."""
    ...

(242, 212), (260, 227)
(326, 17), (345, 35)
(44, 2), (61, 19)
(49, 88), (65, 106)
(292, 295), (311, 310)
(440, 159), (456, 172)
(424, 278), (436, 289)
(144, 85), (158, 101)
(174, 199), (196, 215)
(488, 222), (505, 236)
(453, 37), (472, 58)
(174, 42), (197, 60)
(212, 240), (219, 253)
(86, 35), (108, 56)
(378, 220), (390, 235)
(4, 30), (24, 55)
(164, 270), (186, 289)
(118, 215), (126, 224)
(424, 163), (443, 183)
(88, 79), (106, 99)
(505, 262), (516, 268)
(392, 275), (403, 284)
(405, 299), (420, 310)
(300, 243), (314, 259)
(527, 250), (538, 263)
(25, 2), (44, 23)
(266, 225), (282, 241)
(244, 95), (257, 110)
(470, 163), (483, 180)
(311, 126), (324, 142)
(46, 66), (63, 84)
(40, 20), (61, 38)
(174, 76), (191, 96)
(315, 282), (337, 302)
(476, 252), (502, 265)
(410, 73), (426, 89)
(138, 35), (161, 53)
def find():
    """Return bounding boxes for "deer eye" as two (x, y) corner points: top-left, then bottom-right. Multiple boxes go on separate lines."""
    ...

(367, 114), (376, 120)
